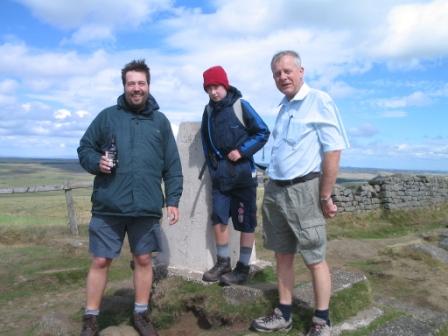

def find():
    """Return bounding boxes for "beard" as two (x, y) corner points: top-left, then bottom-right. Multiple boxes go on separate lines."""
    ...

(125, 92), (148, 111)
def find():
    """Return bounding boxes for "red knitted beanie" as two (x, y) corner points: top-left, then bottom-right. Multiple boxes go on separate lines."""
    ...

(203, 65), (229, 91)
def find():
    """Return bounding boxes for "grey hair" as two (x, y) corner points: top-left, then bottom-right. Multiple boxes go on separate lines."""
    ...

(270, 50), (302, 70)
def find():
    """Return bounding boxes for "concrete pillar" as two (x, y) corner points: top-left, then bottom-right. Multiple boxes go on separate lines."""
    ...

(155, 122), (256, 277)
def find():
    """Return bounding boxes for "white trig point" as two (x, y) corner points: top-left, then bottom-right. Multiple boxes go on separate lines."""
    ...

(156, 122), (257, 279)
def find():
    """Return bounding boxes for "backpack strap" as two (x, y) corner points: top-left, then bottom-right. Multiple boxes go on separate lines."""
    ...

(232, 98), (245, 127)
(206, 99), (245, 127)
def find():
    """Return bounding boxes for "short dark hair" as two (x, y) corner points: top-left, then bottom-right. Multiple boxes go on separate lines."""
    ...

(121, 59), (150, 86)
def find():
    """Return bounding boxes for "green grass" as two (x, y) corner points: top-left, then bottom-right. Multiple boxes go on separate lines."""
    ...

(438, 323), (448, 336)
(0, 244), (87, 303)
(328, 204), (448, 240)
(0, 160), (93, 188)
(1, 160), (448, 334)
(330, 281), (373, 324)
(249, 265), (277, 284)
(0, 243), (133, 304)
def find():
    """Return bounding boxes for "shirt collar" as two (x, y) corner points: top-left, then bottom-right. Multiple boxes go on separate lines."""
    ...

(278, 82), (310, 106)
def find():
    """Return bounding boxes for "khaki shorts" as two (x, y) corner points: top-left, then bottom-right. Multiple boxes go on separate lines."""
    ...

(262, 177), (327, 265)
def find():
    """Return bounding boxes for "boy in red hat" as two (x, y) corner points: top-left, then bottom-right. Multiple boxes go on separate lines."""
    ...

(200, 65), (270, 285)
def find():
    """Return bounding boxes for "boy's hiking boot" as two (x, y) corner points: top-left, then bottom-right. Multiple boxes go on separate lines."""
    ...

(80, 314), (98, 336)
(219, 261), (250, 286)
(306, 316), (331, 336)
(202, 256), (231, 282)
(132, 311), (159, 336)
(251, 307), (293, 332)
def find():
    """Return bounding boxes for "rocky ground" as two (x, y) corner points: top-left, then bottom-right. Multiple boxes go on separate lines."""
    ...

(2, 230), (448, 336)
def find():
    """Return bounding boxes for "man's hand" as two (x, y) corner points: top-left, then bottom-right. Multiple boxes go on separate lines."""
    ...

(227, 149), (242, 162)
(99, 155), (114, 174)
(320, 197), (337, 218)
(167, 206), (179, 225)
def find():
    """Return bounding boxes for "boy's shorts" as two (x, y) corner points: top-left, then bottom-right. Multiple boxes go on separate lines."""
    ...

(262, 177), (327, 265)
(89, 215), (160, 259)
(211, 185), (257, 233)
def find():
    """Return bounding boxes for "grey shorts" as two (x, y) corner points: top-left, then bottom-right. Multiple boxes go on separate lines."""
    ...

(89, 215), (161, 259)
(262, 177), (327, 265)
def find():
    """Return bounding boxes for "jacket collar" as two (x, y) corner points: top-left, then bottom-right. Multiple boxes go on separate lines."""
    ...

(278, 82), (310, 106)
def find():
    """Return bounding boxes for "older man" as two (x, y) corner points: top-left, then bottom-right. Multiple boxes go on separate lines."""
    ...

(251, 50), (349, 336)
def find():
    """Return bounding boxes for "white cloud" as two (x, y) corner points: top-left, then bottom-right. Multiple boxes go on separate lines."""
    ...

(76, 110), (90, 118)
(375, 0), (448, 58)
(54, 109), (71, 120)
(62, 24), (115, 45)
(0, 43), (109, 77)
(0, 79), (18, 93)
(17, 0), (174, 44)
(376, 91), (431, 109)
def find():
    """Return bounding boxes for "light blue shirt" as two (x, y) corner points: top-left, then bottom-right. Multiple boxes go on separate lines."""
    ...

(267, 83), (350, 180)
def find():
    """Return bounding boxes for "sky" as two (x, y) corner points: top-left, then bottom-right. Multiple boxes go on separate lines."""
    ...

(0, 0), (447, 171)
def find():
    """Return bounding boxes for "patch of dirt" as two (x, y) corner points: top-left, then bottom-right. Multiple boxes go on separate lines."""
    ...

(327, 234), (448, 316)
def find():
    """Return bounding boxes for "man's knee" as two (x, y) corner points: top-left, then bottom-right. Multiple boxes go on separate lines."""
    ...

(91, 257), (112, 269)
(133, 254), (152, 268)
(306, 260), (329, 272)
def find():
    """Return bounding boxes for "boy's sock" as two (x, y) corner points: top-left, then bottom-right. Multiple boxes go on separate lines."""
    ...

(84, 308), (99, 316)
(277, 303), (292, 321)
(134, 303), (148, 314)
(217, 243), (230, 258)
(238, 246), (253, 266)
(314, 309), (331, 326)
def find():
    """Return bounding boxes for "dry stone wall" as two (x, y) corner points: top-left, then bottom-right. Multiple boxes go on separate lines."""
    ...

(333, 174), (448, 212)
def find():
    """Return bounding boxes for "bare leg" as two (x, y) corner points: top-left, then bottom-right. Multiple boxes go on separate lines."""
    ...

(276, 252), (295, 305)
(214, 223), (229, 245)
(307, 260), (331, 310)
(240, 232), (255, 249)
(133, 253), (153, 304)
(85, 257), (112, 309)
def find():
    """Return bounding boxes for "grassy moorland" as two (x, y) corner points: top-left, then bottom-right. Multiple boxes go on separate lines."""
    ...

(1, 158), (448, 335)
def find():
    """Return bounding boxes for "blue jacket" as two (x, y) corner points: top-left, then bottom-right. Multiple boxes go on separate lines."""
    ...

(78, 93), (183, 218)
(200, 86), (270, 191)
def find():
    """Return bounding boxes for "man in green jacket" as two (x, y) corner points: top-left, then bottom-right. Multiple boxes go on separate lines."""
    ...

(78, 59), (183, 336)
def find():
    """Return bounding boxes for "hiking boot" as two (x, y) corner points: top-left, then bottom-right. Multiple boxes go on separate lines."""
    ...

(132, 311), (159, 336)
(251, 307), (293, 332)
(219, 261), (250, 286)
(202, 256), (231, 282)
(80, 314), (98, 336)
(306, 316), (331, 336)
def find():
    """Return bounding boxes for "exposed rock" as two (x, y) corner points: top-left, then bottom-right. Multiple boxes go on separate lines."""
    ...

(332, 307), (383, 336)
(409, 243), (448, 264)
(100, 325), (138, 335)
(369, 316), (434, 336)
(34, 312), (70, 336)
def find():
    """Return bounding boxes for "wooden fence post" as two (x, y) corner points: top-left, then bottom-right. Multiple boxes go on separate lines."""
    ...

(64, 181), (79, 236)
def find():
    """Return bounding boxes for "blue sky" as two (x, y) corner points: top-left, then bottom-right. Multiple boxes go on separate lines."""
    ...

(0, 0), (447, 171)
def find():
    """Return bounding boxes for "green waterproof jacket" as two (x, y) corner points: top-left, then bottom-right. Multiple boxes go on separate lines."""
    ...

(77, 93), (183, 218)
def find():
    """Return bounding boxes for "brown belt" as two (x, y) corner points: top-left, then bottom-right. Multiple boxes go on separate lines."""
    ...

(271, 171), (320, 187)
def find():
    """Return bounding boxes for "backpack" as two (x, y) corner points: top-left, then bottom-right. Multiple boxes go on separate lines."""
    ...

(206, 98), (245, 128)
(198, 99), (246, 179)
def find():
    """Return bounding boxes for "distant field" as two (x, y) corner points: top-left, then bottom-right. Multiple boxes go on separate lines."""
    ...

(1, 158), (447, 188)
(0, 158), (93, 188)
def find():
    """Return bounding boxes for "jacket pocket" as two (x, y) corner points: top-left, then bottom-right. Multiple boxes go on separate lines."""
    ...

(213, 159), (254, 191)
